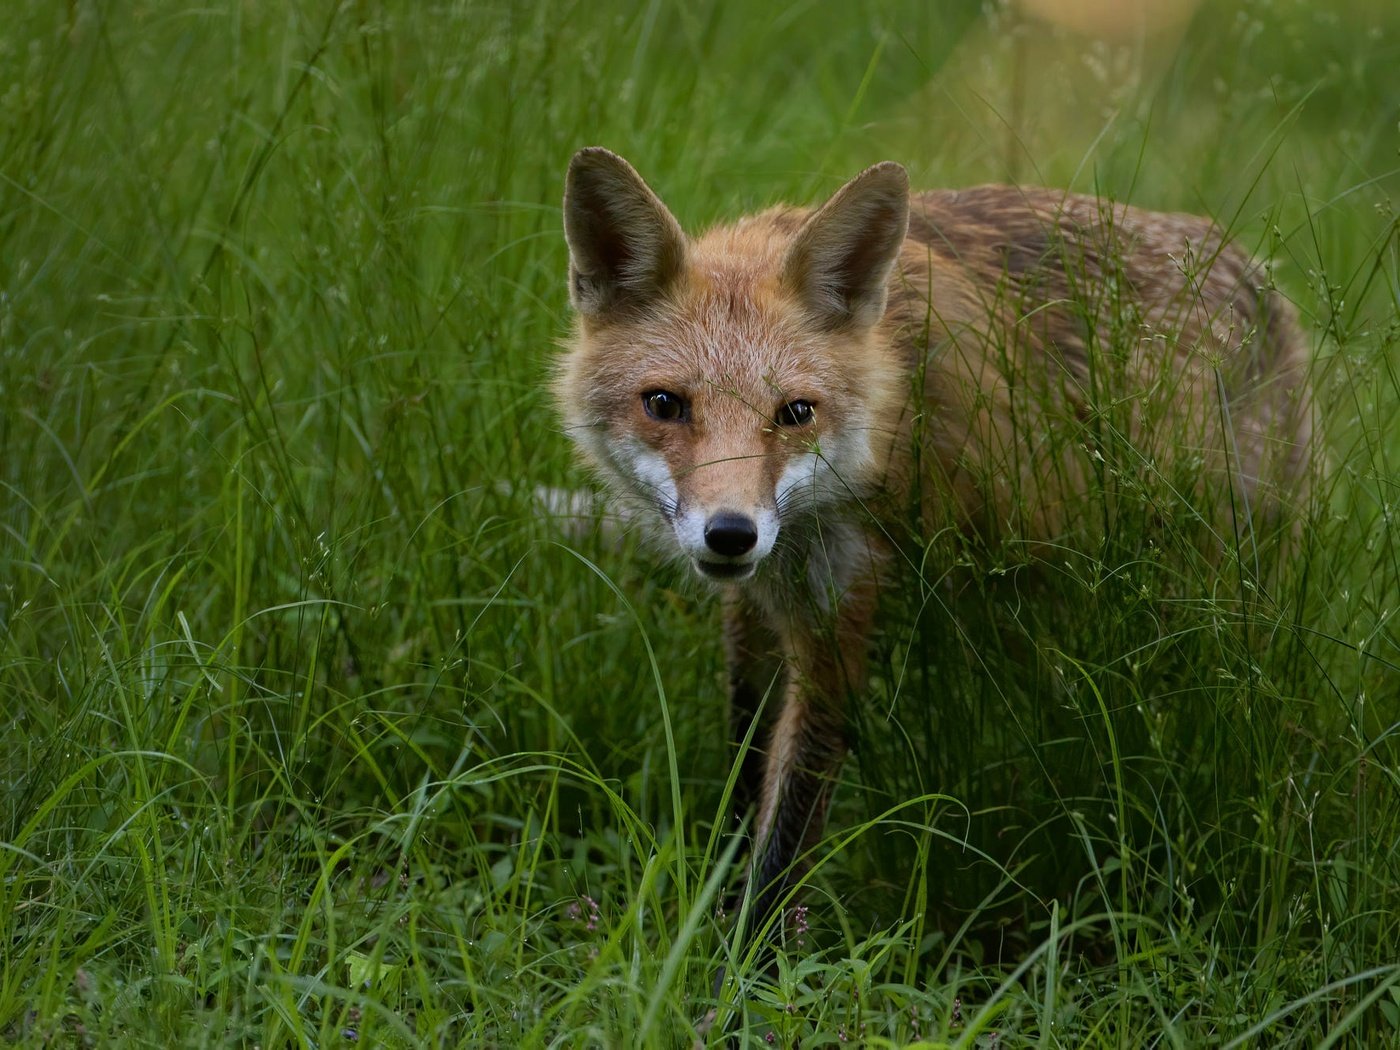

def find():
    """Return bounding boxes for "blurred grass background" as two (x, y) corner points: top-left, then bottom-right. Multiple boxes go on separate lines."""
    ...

(1, 0), (1397, 1045)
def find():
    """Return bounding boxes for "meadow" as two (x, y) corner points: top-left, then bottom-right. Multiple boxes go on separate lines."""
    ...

(2, 1), (1398, 1045)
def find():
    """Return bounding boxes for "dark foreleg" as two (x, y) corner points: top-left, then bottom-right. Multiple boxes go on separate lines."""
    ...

(746, 691), (848, 939)
(722, 592), (784, 825)
(737, 590), (874, 955)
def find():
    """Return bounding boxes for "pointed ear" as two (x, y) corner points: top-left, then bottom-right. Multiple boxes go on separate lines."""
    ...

(781, 162), (910, 330)
(563, 148), (688, 320)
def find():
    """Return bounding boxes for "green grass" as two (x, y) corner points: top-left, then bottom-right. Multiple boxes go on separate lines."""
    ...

(2, 0), (1398, 1045)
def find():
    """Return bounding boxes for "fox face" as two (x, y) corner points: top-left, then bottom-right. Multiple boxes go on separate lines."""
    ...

(559, 148), (911, 583)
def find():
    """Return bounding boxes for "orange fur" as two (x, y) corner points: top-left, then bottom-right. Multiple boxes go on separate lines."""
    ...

(557, 147), (1316, 959)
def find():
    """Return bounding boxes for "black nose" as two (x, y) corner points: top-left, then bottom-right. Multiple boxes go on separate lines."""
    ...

(704, 512), (758, 557)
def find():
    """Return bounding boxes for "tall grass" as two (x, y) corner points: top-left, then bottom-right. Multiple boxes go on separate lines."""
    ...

(1, 0), (1397, 1045)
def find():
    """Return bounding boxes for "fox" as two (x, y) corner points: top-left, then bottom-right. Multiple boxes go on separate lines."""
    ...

(556, 147), (1315, 963)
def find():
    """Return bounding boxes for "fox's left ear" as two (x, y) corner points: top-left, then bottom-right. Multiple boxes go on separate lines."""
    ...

(564, 148), (688, 320)
(782, 162), (910, 330)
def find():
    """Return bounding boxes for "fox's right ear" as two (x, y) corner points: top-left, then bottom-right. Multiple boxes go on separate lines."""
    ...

(563, 148), (687, 319)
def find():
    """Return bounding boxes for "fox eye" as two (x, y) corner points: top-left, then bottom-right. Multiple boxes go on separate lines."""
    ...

(776, 400), (815, 427)
(642, 390), (688, 422)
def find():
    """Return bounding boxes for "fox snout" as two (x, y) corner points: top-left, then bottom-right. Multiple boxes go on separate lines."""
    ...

(674, 501), (778, 582)
(704, 512), (758, 557)
(693, 510), (762, 581)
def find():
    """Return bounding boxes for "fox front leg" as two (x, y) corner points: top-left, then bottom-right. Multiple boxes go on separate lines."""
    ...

(722, 592), (784, 824)
(706, 613), (858, 1036)
(741, 592), (874, 949)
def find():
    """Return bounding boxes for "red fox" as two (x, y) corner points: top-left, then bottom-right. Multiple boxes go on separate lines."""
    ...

(557, 147), (1315, 953)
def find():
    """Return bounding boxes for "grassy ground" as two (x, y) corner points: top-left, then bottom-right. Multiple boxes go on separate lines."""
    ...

(2, 0), (1398, 1045)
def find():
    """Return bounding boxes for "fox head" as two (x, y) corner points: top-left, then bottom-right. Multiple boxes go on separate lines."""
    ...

(558, 148), (911, 583)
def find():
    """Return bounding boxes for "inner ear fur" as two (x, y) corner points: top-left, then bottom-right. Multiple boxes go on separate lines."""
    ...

(781, 162), (911, 330)
(563, 147), (688, 319)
